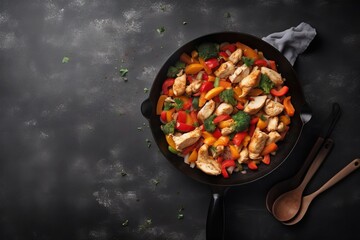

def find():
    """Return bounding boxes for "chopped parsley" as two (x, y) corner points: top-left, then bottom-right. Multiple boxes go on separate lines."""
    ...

(219, 89), (237, 106)
(143, 87), (149, 93)
(224, 12), (231, 18)
(119, 68), (128, 77)
(174, 98), (184, 110)
(145, 138), (152, 148)
(122, 219), (129, 227)
(62, 57), (70, 63)
(204, 115), (216, 133)
(161, 120), (175, 134)
(242, 57), (254, 67)
(259, 74), (275, 94)
(167, 61), (186, 77)
(157, 26), (165, 34)
(197, 42), (219, 60)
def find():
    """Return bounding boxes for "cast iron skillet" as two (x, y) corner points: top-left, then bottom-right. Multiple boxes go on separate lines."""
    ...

(141, 32), (311, 240)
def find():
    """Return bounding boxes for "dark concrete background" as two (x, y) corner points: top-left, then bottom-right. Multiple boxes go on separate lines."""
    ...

(0, 0), (359, 239)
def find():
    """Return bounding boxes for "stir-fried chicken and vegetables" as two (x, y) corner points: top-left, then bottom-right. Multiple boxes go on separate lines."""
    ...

(156, 41), (295, 178)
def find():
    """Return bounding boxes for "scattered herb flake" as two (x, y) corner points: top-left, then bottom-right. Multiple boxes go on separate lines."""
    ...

(121, 170), (127, 177)
(224, 12), (231, 18)
(122, 219), (129, 227)
(119, 68), (128, 77)
(151, 179), (160, 186)
(182, 21), (187, 25)
(144, 87), (149, 93)
(137, 126), (143, 131)
(242, 56), (254, 67)
(177, 213), (184, 220)
(157, 26), (165, 34)
(62, 57), (70, 63)
(160, 5), (166, 11)
(139, 218), (152, 231)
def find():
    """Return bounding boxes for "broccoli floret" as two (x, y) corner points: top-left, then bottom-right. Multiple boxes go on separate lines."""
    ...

(161, 120), (175, 135)
(259, 73), (275, 94)
(204, 115), (216, 133)
(197, 42), (219, 60)
(219, 89), (237, 106)
(232, 111), (250, 132)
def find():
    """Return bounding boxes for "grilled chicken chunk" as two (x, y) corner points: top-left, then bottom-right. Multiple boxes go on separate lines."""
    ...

(173, 74), (186, 96)
(228, 48), (243, 65)
(214, 61), (235, 78)
(244, 95), (267, 115)
(238, 147), (249, 164)
(238, 69), (261, 97)
(261, 67), (284, 86)
(267, 116), (279, 132)
(215, 103), (233, 116)
(196, 144), (221, 175)
(248, 128), (269, 159)
(266, 131), (281, 146)
(264, 99), (284, 116)
(171, 128), (201, 151)
(185, 79), (202, 95)
(197, 100), (215, 123)
(229, 64), (251, 83)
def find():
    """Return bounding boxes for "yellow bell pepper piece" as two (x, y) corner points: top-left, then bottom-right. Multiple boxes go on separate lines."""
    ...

(165, 134), (177, 150)
(202, 131), (214, 139)
(280, 115), (291, 125)
(199, 57), (212, 75)
(188, 149), (198, 163)
(229, 144), (240, 159)
(166, 108), (175, 122)
(156, 95), (167, 115)
(205, 86), (224, 100)
(199, 92), (207, 107)
(213, 136), (230, 147)
(204, 136), (217, 145)
(218, 119), (234, 129)
(185, 63), (204, 75)
(257, 118), (268, 130)
(235, 42), (259, 60)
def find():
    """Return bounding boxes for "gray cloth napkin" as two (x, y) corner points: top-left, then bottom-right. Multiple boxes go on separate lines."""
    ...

(262, 22), (317, 65)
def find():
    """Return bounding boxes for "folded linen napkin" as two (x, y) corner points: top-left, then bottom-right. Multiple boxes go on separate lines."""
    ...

(262, 22), (317, 65)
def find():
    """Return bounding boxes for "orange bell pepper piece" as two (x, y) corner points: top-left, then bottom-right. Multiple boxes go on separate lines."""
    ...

(156, 95), (167, 115)
(180, 53), (192, 65)
(199, 57), (212, 75)
(185, 63), (204, 75)
(280, 115), (291, 125)
(204, 86), (224, 100)
(235, 42), (258, 60)
(188, 149), (198, 163)
(166, 108), (175, 122)
(218, 80), (232, 89)
(283, 96), (295, 117)
(165, 134), (177, 150)
(199, 92), (207, 107)
(229, 144), (240, 159)
(213, 136), (230, 147)
(261, 142), (278, 156)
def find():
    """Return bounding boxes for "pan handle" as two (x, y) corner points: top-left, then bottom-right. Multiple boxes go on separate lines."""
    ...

(206, 186), (229, 240)
(141, 98), (152, 119)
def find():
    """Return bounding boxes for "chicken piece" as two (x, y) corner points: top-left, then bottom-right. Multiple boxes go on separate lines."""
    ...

(264, 99), (284, 117)
(238, 69), (261, 97)
(228, 48), (243, 65)
(172, 74), (186, 96)
(237, 147), (249, 164)
(277, 122), (286, 133)
(228, 64), (251, 83)
(196, 144), (221, 175)
(214, 61), (235, 78)
(171, 128), (201, 151)
(261, 67), (284, 86)
(244, 95), (267, 115)
(197, 100), (215, 123)
(266, 131), (281, 146)
(215, 103), (233, 116)
(210, 145), (224, 158)
(248, 128), (269, 159)
(221, 127), (234, 136)
(267, 116), (279, 132)
(185, 79), (202, 95)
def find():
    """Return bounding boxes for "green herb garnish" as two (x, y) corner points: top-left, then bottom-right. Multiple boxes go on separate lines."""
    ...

(197, 42), (219, 60)
(242, 56), (254, 67)
(119, 68), (128, 77)
(219, 89), (237, 106)
(62, 57), (70, 63)
(157, 26), (165, 34)
(259, 74), (275, 94)
(161, 120), (175, 134)
(204, 115), (216, 133)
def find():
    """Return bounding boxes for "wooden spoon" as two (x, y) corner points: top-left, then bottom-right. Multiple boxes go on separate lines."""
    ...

(271, 138), (334, 222)
(283, 158), (360, 225)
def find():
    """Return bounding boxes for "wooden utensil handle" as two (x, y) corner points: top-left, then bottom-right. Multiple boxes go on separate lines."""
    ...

(299, 138), (334, 190)
(311, 158), (360, 198)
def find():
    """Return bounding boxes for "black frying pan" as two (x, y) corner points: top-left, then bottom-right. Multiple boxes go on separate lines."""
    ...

(141, 32), (311, 240)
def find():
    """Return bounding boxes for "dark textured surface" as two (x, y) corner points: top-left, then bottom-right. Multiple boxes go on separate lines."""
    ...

(0, 0), (359, 239)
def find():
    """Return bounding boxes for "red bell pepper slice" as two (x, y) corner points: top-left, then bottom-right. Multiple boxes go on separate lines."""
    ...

(254, 59), (268, 67)
(200, 81), (214, 93)
(236, 102), (244, 110)
(221, 159), (236, 178)
(262, 154), (271, 165)
(217, 156), (223, 164)
(213, 114), (231, 124)
(202, 72), (209, 80)
(247, 161), (258, 170)
(182, 99), (192, 110)
(212, 128), (222, 138)
(218, 51), (229, 59)
(270, 86), (289, 97)
(232, 132), (247, 146)
(268, 60), (277, 71)
(162, 78), (175, 95)
(205, 58), (219, 69)
(160, 111), (167, 123)
(248, 124), (256, 137)
(220, 44), (236, 53)
(177, 111), (187, 123)
(250, 117), (259, 125)
(176, 122), (195, 132)
(182, 141), (198, 155)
